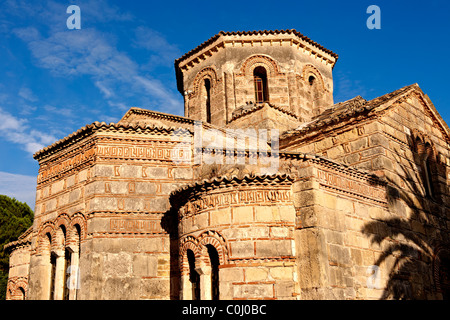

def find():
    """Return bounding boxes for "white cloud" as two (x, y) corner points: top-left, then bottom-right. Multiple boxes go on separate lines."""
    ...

(334, 70), (368, 103)
(0, 107), (57, 154)
(0, 171), (37, 209)
(19, 86), (38, 102)
(95, 81), (114, 98)
(133, 27), (181, 68)
(14, 26), (182, 112)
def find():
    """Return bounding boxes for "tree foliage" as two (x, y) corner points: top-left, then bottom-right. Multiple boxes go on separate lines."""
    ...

(0, 195), (34, 300)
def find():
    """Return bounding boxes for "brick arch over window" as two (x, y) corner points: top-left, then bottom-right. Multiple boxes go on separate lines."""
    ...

(68, 213), (87, 246)
(238, 54), (282, 78)
(197, 230), (229, 267)
(191, 67), (219, 98)
(179, 230), (229, 300)
(301, 64), (326, 92)
(411, 129), (436, 159)
(411, 129), (439, 199)
(37, 222), (55, 254)
(37, 213), (87, 254)
(179, 231), (229, 273)
(179, 236), (200, 275)
(7, 277), (28, 300)
(53, 214), (71, 251)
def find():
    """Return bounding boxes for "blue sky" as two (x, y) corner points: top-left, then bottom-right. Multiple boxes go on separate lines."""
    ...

(1, 0), (450, 208)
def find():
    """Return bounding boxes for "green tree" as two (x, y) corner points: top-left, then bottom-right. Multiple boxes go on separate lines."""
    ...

(0, 195), (33, 300)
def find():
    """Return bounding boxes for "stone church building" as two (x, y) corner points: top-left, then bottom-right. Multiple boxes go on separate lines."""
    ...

(4, 29), (450, 300)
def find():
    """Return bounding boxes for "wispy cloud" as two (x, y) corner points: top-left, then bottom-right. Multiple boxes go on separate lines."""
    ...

(0, 171), (37, 208)
(13, 23), (182, 113)
(133, 26), (182, 68)
(333, 70), (369, 103)
(7, 0), (183, 114)
(19, 86), (38, 102)
(0, 107), (57, 154)
(1, 0), (184, 167)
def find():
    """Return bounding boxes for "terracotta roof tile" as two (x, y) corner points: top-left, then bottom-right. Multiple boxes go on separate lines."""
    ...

(33, 120), (194, 160)
(174, 29), (338, 65)
(282, 83), (419, 139)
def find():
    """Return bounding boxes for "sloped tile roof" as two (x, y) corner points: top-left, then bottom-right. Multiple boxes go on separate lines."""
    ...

(282, 83), (421, 139)
(174, 29), (338, 65)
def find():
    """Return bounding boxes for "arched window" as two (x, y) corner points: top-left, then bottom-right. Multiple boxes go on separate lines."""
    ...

(18, 287), (25, 300)
(308, 75), (316, 86)
(63, 247), (72, 300)
(50, 251), (57, 300)
(52, 225), (67, 300)
(207, 245), (220, 300)
(204, 79), (211, 123)
(413, 133), (436, 199)
(422, 142), (435, 198)
(71, 224), (82, 299)
(187, 249), (200, 300)
(254, 66), (269, 103)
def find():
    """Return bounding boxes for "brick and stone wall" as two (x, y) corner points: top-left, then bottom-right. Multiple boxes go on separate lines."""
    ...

(176, 31), (336, 127)
(172, 174), (296, 300)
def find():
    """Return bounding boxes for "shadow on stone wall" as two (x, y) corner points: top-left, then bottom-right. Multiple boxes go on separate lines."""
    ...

(361, 141), (450, 299)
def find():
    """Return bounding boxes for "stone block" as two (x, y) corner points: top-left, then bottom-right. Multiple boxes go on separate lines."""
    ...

(103, 252), (132, 277)
(121, 165), (141, 178)
(220, 267), (244, 282)
(147, 197), (169, 212)
(350, 137), (368, 152)
(140, 279), (170, 299)
(132, 255), (158, 277)
(135, 182), (157, 194)
(270, 226), (289, 238)
(233, 283), (273, 298)
(255, 240), (291, 257)
(230, 241), (254, 258)
(270, 267), (293, 280)
(315, 137), (334, 152)
(326, 145), (344, 159)
(369, 133), (389, 148)
(350, 248), (363, 265)
(223, 226), (269, 239)
(103, 277), (141, 300)
(254, 206), (273, 222)
(274, 281), (294, 298)
(245, 268), (269, 281)
(372, 156), (393, 171)
(318, 192), (336, 210)
(232, 206), (254, 223)
(296, 190), (316, 208)
(173, 167), (193, 180)
(343, 153), (360, 164)
(279, 205), (295, 222)
(192, 212), (208, 230)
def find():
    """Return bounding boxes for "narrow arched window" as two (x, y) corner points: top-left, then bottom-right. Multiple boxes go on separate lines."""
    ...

(254, 66), (268, 103)
(413, 134), (436, 200)
(204, 79), (211, 123)
(50, 251), (57, 300)
(63, 247), (72, 300)
(18, 287), (25, 300)
(187, 250), (200, 300)
(422, 142), (435, 198)
(207, 245), (220, 300)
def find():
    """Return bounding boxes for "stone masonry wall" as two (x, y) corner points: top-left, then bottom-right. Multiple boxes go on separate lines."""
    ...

(293, 163), (392, 299)
(179, 34), (335, 127)
(78, 129), (194, 299)
(174, 175), (297, 300)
